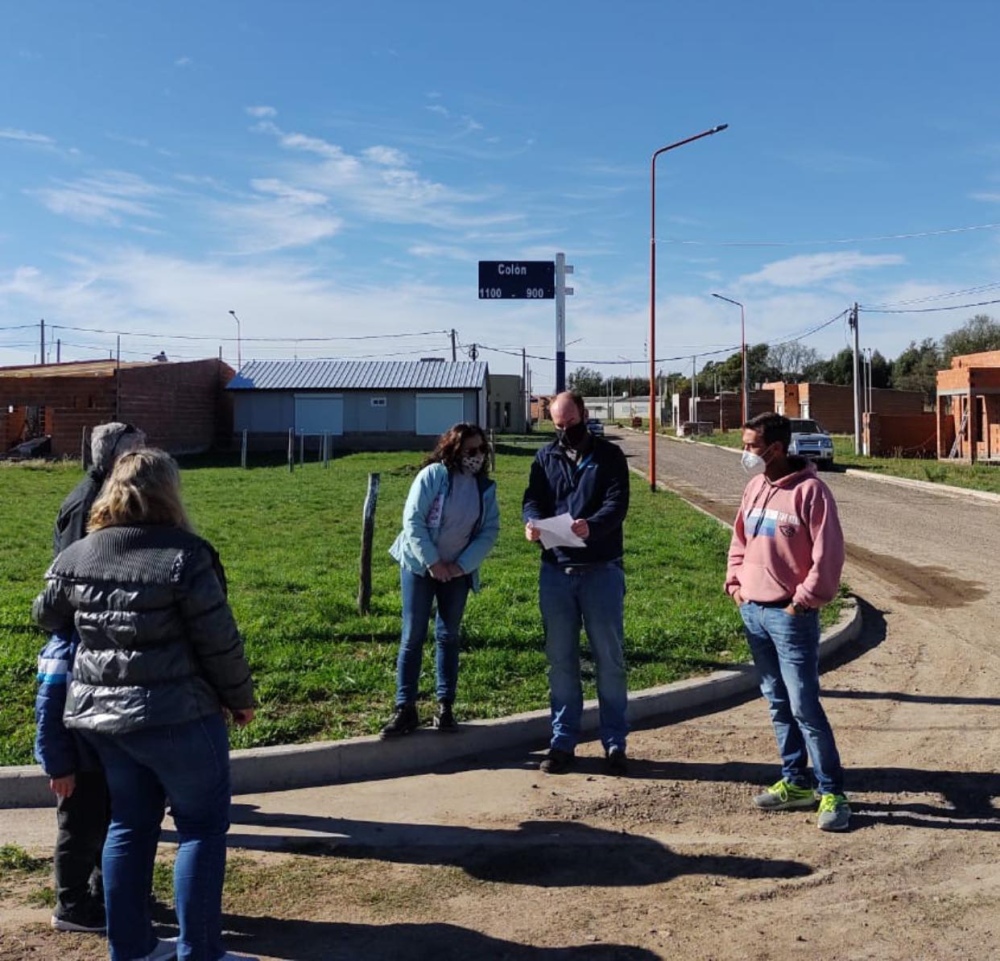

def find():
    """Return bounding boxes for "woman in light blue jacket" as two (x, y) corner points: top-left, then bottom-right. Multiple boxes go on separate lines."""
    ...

(383, 423), (500, 737)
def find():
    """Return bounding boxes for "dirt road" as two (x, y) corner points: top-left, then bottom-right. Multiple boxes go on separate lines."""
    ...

(3, 430), (999, 961)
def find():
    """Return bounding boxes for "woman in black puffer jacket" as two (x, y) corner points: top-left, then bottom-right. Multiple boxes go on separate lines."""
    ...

(33, 448), (256, 961)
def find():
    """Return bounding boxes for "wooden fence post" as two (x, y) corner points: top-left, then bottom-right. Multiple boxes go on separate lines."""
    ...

(240, 429), (248, 469)
(80, 426), (89, 470)
(287, 429), (294, 472)
(357, 472), (381, 615)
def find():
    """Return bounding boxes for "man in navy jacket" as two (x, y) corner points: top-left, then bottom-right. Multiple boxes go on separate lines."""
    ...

(523, 392), (630, 775)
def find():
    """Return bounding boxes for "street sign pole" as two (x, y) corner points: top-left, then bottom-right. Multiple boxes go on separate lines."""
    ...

(554, 252), (574, 393)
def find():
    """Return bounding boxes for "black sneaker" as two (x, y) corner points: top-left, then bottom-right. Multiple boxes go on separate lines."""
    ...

(539, 748), (575, 774)
(51, 901), (106, 933)
(605, 746), (628, 776)
(433, 702), (459, 732)
(380, 703), (419, 739)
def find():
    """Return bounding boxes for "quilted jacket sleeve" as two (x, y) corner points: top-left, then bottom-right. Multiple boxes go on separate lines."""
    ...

(177, 544), (255, 711)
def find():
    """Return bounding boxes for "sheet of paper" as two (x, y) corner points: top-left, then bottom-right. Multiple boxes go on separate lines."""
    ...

(531, 513), (586, 550)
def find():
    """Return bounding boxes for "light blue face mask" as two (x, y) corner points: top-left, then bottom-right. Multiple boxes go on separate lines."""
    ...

(741, 450), (766, 476)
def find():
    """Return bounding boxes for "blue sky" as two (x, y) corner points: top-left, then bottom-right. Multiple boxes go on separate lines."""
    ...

(2, 0), (999, 391)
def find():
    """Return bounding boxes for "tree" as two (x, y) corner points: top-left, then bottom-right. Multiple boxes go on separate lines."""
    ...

(566, 366), (604, 396)
(766, 342), (822, 380)
(890, 338), (941, 402)
(940, 314), (1000, 364)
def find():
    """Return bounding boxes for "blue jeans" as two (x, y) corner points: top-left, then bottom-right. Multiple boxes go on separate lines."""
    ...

(740, 601), (844, 795)
(86, 713), (232, 961)
(539, 561), (628, 753)
(396, 567), (471, 705)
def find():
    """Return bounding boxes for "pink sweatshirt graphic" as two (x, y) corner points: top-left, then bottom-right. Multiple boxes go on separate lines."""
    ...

(725, 460), (844, 608)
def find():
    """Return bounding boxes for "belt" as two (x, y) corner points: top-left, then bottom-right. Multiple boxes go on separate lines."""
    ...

(557, 560), (623, 576)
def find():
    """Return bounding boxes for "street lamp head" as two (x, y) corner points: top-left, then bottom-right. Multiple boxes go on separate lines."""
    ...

(712, 292), (744, 308)
(229, 310), (237, 317)
(711, 124), (729, 134)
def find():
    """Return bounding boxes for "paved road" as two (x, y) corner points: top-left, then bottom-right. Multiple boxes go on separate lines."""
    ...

(613, 428), (998, 621)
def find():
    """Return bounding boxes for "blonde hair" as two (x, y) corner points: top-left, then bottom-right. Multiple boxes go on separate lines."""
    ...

(88, 448), (194, 533)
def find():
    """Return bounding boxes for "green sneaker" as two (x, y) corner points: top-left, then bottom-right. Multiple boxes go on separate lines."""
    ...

(753, 778), (817, 811)
(817, 793), (851, 832)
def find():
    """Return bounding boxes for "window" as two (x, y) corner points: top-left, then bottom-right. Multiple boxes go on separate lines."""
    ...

(370, 397), (387, 408)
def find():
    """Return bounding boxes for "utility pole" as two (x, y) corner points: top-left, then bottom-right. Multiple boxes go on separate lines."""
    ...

(849, 303), (861, 454)
(40, 319), (45, 366)
(522, 347), (528, 430)
(469, 343), (479, 361)
(451, 329), (457, 362)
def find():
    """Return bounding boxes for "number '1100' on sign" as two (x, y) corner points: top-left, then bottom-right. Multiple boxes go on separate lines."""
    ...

(477, 261), (555, 300)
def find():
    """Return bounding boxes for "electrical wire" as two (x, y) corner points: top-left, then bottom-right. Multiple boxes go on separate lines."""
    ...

(665, 221), (1000, 248)
(864, 281), (1000, 309)
(49, 324), (451, 343)
(860, 297), (1000, 315)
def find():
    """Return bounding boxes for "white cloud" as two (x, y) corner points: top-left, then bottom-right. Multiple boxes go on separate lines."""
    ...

(739, 252), (905, 289)
(174, 56), (193, 68)
(246, 105), (277, 118)
(210, 177), (343, 253)
(0, 127), (56, 146)
(30, 172), (164, 226)
(254, 120), (517, 230)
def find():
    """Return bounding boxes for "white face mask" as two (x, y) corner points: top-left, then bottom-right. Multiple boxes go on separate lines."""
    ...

(461, 453), (485, 475)
(741, 450), (766, 476)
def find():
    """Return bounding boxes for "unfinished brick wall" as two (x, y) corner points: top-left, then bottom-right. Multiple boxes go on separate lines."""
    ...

(0, 359), (233, 457)
(120, 359), (234, 453)
(865, 412), (937, 457)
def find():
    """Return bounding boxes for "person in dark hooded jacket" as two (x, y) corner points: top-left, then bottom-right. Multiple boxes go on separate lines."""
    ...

(37, 421), (147, 935)
(34, 447), (257, 961)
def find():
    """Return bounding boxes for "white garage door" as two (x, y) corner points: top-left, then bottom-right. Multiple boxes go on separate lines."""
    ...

(416, 394), (464, 436)
(295, 394), (343, 435)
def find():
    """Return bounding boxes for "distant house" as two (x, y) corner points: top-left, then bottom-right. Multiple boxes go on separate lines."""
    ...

(763, 381), (925, 433)
(486, 373), (527, 433)
(0, 358), (233, 458)
(226, 359), (489, 451)
(936, 350), (1000, 463)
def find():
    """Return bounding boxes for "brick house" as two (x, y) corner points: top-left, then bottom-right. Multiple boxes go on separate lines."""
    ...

(0, 358), (234, 458)
(763, 381), (925, 433)
(936, 350), (1000, 463)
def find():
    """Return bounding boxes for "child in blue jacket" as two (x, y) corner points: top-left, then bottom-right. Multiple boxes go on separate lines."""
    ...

(35, 632), (110, 932)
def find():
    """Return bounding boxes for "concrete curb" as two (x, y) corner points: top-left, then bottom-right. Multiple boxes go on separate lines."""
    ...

(842, 468), (1000, 503)
(0, 599), (861, 809)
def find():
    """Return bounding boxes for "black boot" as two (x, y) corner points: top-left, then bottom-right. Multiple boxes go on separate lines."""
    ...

(433, 701), (459, 732)
(380, 703), (419, 739)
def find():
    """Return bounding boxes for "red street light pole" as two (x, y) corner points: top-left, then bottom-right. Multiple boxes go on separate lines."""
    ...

(712, 293), (747, 425)
(649, 123), (729, 491)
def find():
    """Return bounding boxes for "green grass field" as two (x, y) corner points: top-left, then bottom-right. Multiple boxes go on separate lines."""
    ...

(2, 441), (767, 765)
(691, 428), (1000, 493)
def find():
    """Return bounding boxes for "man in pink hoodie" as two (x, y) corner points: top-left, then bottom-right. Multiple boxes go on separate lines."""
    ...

(725, 412), (849, 832)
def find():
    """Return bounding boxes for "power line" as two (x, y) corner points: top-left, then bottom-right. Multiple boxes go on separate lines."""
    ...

(666, 220), (1000, 248)
(860, 297), (1000, 315)
(49, 324), (451, 343)
(864, 282), (1000, 309)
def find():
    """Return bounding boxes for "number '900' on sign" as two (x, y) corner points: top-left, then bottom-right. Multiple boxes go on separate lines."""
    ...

(478, 261), (555, 300)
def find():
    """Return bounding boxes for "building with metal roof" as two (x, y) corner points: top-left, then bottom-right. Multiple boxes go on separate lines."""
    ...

(226, 359), (491, 451)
